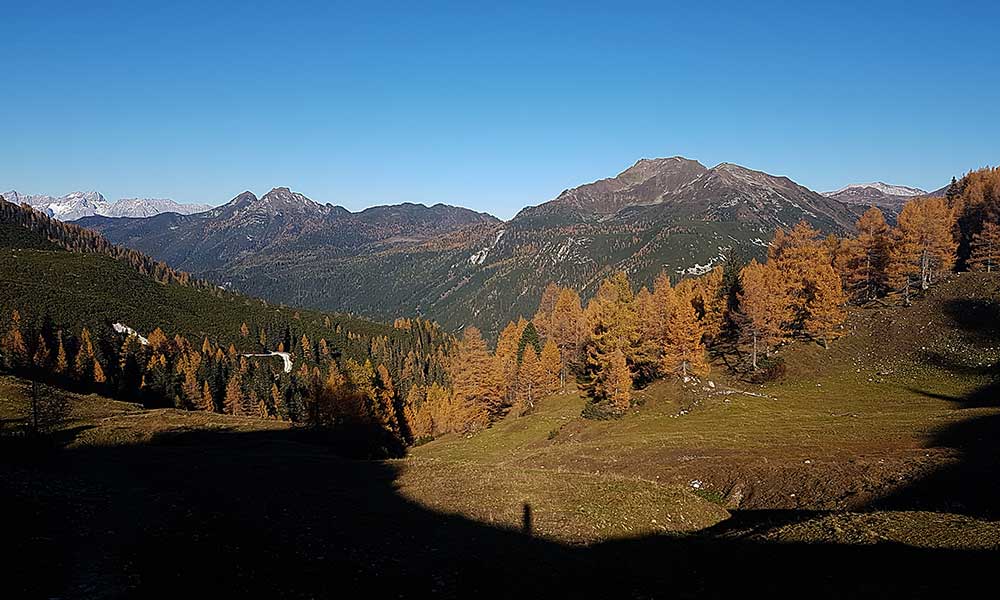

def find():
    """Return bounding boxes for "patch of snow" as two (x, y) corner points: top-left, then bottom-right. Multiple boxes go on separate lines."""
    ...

(242, 352), (293, 373)
(825, 182), (927, 197)
(112, 323), (149, 345)
(468, 228), (505, 266)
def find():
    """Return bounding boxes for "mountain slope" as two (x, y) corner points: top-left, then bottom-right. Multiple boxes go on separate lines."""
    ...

(0, 197), (452, 389)
(74, 159), (858, 336)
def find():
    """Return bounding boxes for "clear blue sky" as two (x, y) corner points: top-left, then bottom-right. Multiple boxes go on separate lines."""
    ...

(3, 0), (997, 219)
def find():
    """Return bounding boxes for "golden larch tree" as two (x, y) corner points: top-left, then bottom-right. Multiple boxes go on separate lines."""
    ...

(549, 287), (586, 387)
(893, 197), (957, 290)
(738, 260), (793, 369)
(660, 301), (709, 378)
(538, 339), (562, 395)
(840, 207), (891, 301)
(803, 263), (847, 348)
(969, 221), (1000, 272)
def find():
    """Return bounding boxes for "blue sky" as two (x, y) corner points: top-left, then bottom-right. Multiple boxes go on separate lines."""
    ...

(2, 0), (997, 219)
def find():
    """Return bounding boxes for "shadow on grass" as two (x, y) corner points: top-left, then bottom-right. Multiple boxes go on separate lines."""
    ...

(872, 297), (1000, 518)
(3, 426), (997, 599)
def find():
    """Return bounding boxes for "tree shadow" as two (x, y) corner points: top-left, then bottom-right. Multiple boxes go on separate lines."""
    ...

(871, 296), (1000, 517)
(3, 426), (997, 599)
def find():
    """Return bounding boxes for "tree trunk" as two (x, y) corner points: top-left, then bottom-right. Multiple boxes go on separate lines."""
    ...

(751, 332), (758, 370)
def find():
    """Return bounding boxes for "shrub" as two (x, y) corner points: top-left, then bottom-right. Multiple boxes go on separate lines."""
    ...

(749, 356), (786, 383)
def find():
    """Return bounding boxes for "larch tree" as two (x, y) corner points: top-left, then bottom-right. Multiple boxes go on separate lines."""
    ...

(532, 282), (562, 340)
(841, 207), (891, 301)
(225, 373), (243, 415)
(538, 339), (562, 395)
(549, 287), (586, 388)
(892, 197), (957, 291)
(738, 259), (793, 370)
(803, 263), (847, 348)
(968, 222), (1000, 272)
(660, 301), (709, 378)
(584, 272), (639, 403)
(448, 327), (506, 430)
(2, 310), (29, 370)
(495, 318), (527, 399)
(201, 381), (215, 412)
(240, 322), (250, 338)
(54, 332), (69, 375)
(514, 346), (545, 413)
(73, 327), (96, 381)
(602, 349), (632, 416)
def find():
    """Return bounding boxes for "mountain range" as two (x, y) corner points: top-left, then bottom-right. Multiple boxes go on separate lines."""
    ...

(1, 190), (211, 220)
(69, 158), (935, 335)
(822, 182), (929, 212)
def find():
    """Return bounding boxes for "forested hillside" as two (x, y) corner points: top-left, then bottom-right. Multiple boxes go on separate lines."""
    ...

(0, 198), (453, 448)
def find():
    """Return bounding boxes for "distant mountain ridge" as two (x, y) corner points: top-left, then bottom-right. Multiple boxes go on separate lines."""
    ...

(77, 157), (865, 336)
(822, 181), (929, 212)
(1, 189), (211, 220)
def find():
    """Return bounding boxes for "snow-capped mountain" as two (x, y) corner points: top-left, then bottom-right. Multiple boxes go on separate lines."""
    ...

(102, 198), (212, 218)
(822, 182), (927, 212)
(1, 190), (211, 220)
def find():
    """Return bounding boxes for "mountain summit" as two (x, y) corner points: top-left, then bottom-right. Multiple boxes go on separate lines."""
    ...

(822, 182), (928, 211)
(2, 189), (211, 220)
(77, 159), (859, 335)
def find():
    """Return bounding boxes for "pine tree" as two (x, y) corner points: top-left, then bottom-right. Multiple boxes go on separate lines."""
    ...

(969, 222), (1000, 272)
(517, 321), (542, 362)
(92, 359), (107, 385)
(300, 334), (314, 364)
(660, 301), (709, 378)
